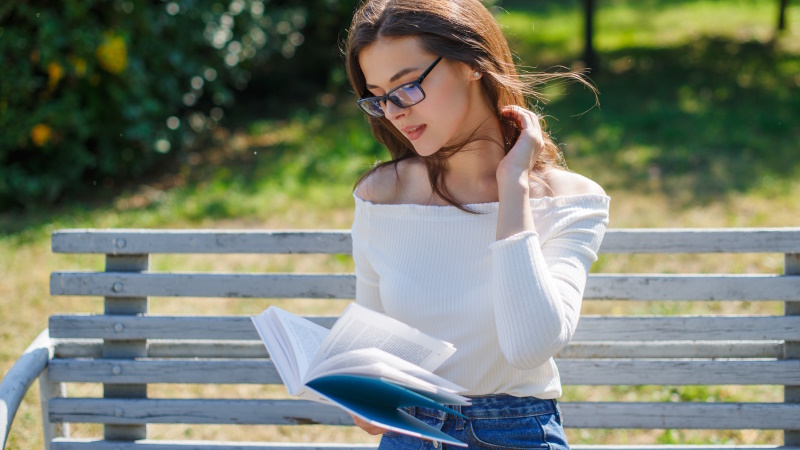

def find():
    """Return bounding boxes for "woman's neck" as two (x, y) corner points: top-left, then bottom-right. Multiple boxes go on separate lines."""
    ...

(443, 115), (505, 182)
(434, 117), (506, 203)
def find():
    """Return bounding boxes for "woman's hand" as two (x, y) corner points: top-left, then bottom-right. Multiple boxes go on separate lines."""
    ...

(497, 105), (546, 187)
(494, 105), (542, 240)
(350, 413), (392, 435)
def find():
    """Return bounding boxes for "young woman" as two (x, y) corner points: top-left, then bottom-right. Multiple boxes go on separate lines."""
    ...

(345, 0), (610, 448)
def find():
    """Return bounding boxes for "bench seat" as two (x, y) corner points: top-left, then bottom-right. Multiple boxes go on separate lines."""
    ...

(2, 228), (799, 449)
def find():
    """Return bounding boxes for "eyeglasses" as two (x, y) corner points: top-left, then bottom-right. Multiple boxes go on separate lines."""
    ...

(357, 56), (443, 118)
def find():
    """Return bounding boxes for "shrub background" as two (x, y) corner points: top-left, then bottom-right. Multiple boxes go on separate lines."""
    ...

(0, 0), (359, 210)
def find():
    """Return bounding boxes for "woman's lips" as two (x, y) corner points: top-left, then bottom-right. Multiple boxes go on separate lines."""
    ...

(402, 124), (426, 141)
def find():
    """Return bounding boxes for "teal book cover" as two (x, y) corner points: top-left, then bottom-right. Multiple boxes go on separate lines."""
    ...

(306, 374), (468, 447)
(252, 303), (472, 446)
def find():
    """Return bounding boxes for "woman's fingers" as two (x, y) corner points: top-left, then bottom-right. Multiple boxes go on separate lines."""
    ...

(501, 105), (545, 147)
(350, 413), (391, 435)
(500, 105), (540, 134)
(496, 105), (547, 178)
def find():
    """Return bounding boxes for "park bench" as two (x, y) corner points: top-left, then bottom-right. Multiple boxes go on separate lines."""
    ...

(2, 227), (800, 449)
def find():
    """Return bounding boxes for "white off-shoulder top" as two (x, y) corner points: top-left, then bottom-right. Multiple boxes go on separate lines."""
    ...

(351, 189), (611, 398)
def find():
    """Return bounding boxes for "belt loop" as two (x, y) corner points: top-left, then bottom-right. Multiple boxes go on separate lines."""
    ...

(453, 404), (465, 430)
(552, 399), (563, 425)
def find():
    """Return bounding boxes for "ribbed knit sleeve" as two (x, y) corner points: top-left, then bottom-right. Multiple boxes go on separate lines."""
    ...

(351, 196), (385, 314)
(488, 198), (610, 369)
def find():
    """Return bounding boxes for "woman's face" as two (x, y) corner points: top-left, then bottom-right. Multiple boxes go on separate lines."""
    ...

(358, 37), (485, 157)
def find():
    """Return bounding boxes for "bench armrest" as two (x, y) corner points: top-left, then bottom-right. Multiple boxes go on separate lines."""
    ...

(1, 329), (52, 449)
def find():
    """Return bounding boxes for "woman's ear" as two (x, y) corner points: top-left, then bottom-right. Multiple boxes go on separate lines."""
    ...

(459, 62), (482, 81)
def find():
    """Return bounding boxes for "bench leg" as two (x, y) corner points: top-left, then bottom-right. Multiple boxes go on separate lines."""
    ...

(785, 253), (799, 446)
(104, 255), (149, 441)
(38, 367), (69, 450)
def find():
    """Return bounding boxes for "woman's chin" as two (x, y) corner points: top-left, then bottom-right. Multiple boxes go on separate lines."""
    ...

(413, 143), (440, 158)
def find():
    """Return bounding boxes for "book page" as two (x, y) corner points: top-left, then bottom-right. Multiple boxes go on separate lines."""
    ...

(269, 307), (329, 380)
(308, 303), (456, 372)
(251, 307), (329, 395)
(251, 310), (300, 395)
(306, 347), (466, 394)
(308, 358), (471, 406)
(293, 385), (332, 404)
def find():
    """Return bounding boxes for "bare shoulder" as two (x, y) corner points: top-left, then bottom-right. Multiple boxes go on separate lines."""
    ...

(354, 158), (428, 204)
(541, 168), (606, 198)
(354, 163), (399, 204)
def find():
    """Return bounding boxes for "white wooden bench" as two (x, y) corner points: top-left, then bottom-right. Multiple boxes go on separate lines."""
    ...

(2, 227), (800, 450)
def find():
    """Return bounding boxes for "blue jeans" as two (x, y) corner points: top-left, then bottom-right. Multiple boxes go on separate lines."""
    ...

(378, 394), (569, 449)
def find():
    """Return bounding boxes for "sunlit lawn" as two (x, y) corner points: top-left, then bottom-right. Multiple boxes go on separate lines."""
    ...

(2, 0), (799, 448)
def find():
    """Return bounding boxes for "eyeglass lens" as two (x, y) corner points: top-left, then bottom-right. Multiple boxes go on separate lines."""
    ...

(358, 56), (442, 117)
(391, 84), (425, 106)
(359, 100), (384, 117)
(360, 83), (425, 117)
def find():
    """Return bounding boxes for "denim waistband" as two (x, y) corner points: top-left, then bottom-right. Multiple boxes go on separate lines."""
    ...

(411, 394), (558, 420)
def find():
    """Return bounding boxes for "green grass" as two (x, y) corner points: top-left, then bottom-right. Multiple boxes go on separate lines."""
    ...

(1, 0), (799, 447)
(498, 0), (800, 203)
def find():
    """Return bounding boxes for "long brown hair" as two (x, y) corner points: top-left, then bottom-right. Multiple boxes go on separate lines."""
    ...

(345, 0), (597, 213)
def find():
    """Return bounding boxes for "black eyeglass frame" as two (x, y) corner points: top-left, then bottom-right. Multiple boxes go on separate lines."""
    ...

(356, 56), (443, 118)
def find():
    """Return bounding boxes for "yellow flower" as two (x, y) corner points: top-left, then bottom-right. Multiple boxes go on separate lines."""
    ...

(69, 56), (88, 78)
(48, 62), (64, 90)
(31, 124), (52, 147)
(96, 33), (128, 74)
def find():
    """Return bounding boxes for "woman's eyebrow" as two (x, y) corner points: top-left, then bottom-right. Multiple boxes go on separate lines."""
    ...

(365, 66), (420, 90)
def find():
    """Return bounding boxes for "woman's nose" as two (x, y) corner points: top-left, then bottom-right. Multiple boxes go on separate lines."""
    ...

(383, 100), (406, 121)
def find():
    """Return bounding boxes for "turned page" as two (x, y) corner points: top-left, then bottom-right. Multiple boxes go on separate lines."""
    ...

(269, 307), (329, 379)
(308, 302), (456, 372)
(252, 307), (329, 394)
(304, 347), (470, 405)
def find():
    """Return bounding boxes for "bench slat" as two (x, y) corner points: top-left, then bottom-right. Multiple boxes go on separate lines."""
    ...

(54, 340), (270, 359)
(51, 230), (354, 255)
(48, 398), (347, 425)
(48, 359), (280, 384)
(50, 273), (356, 299)
(584, 274), (800, 301)
(51, 439), (378, 449)
(46, 359), (800, 386)
(555, 341), (784, 359)
(600, 228), (800, 253)
(51, 228), (800, 254)
(49, 273), (800, 301)
(574, 316), (800, 340)
(563, 402), (800, 429)
(569, 448), (800, 450)
(48, 439), (800, 450)
(48, 399), (800, 429)
(49, 315), (318, 340)
(52, 339), (785, 360)
(561, 359), (800, 385)
(49, 314), (800, 341)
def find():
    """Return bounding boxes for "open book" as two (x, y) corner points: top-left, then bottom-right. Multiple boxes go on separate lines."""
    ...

(251, 302), (471, 447)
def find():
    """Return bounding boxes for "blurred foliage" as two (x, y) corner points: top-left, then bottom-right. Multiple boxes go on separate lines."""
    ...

(498, 0), (800, 203)
(0, 0), (359, 210)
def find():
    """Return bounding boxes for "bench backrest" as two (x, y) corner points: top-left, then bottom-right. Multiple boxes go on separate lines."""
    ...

(46, 228), (800, 449)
